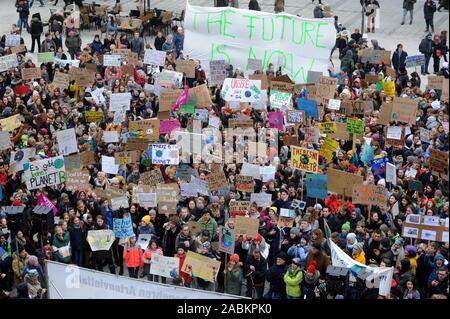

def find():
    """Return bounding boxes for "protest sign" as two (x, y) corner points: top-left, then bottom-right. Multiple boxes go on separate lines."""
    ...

(103, 54), (122, 67)
(429, 148), (448, 174)
(316, 75), (337, 100)
(402, 216), (448, 243)
(189, 84), (213, 108)
(0, 114), (21, 132)
(205, 170), (228, 191)
(240, 162), (261, 180)
(10, 44), (27, 54)
(69, 67), (94, 87)
(0, 131), (11, 150)
(80, 150), (95, 167)
(176, 59), (196, 78)
(9, 148), (35, 172)
(234, 175), (254, 193)
(0, 54), (19, 72)
(346, 118), (365, 135)
(319, 137), (339, 161)
(150, 254), (180, 279)
(181, 251), (221, 282)
(327, 168), (364, 196)
(405, 55), (425, 68)
(113, 216), (134, 238)
(420, 127), (430, 144)
(327, 122), (349, 140)
(427, 75), (445, 90)
(233, 216), (259, 237)
(56, 128), (78, 155)
(21, 67), (41, 81)
(65, 169), (91, 192)
(180, 102), (196, 114)
(442, 79), (449, 100)
(111, 196), (130, 211)
(37, 52), (55, 63)
(249, 74), (269, 90)
(24, 156), (66, 190)
(270, 90), (292, 110)
(5, 34), (21, 47)
(136, 234), (152, 250)
(159, 89), (183, 111)
(279, 216), (295, 228)
(156, 184), (179, 203)
(84, 111), (104, 123)
(64, 154), (81, 170)
(352, 185), (387, 208)
(151, 144), (179, 165)
(304, 127), (319, 144)
(184, 3), (336, 84)
(160, 120), (181, 134)
(291, 146), (319, 173)
(386, 162), (397, 186)
(327, 98), (341, 110)
(209, 60), (228, 86)
(52, 71), (70, 90)
(144, 49), (167, 66)
(102, 131), (120, 144)
(359, 49), (391, 65)
(286, 110), (305, 124)
(114, 151), (139, 165)
(109, 92), (131, 112)
(155, 70), (183, 88)
(221, 78), (261, 103)
(250, 193), (272, 208)
(87, 230), (115, 251)
(296, 98), (318, 118)
(318, 122), (337, 134)
(305, 173), (328, 199)
(229, 201), (250, 217)
(218, 227), (236, 255)
(386, 126), (402, 140)
(268, 111), (284, 130)
(101, 155), (119, 175)
(14, 85), (29, 95)
(389, 97), (418, 125)
(372, 157), (388, 176)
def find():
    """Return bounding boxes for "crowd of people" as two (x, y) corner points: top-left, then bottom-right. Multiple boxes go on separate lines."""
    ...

(0, 0), (448, 300)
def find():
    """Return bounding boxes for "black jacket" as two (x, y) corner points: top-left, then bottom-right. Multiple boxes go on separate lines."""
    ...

(30, 18), (43, 37)
(244, 255), (267, 285)
(266, 263), (288, 295)
(424, 1), (436, 20)
(249, 0), (261, 11)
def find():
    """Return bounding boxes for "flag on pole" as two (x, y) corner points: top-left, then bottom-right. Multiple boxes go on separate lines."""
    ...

(173, 86), (189, 112)
(37, 192), (59, 216)
(323, 219), (332, 239)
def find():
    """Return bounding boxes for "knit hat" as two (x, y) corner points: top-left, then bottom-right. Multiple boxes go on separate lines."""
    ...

(394, 238), (403, 246)
(290, 227), (301, 237)
(254, 233), (263, 242)
(405, 245), (417, 256)
(353, 242), (364, 255)
(305, 261), (320, 283)
(141, 215), (151, 225)
(276, 251), (287, 261)
(341, 221), (350, 232)
(230, 253), (240, 263)
(346, 233), (357, 249)
(307, 260), (317, 274)
(292, 257), (301, 266)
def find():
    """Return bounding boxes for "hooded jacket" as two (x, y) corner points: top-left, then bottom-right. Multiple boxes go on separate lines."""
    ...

(284, 265), (303, 297)
(266, 262), (288, 295)
(30, 17), (43, 37)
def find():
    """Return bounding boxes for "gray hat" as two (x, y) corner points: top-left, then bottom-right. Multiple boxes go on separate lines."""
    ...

(290, 227), (301, 236)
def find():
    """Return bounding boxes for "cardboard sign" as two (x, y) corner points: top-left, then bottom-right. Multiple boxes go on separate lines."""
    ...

(114, 151), (140, 165)
(304, 127), (319, 144)
(159, 89), (183, 112)
(64, 154), (81, 170)
(181, 251), (221, 283)
(442, 78), (449, 100)
(65, 169), (91, 192)
(129, 119), (160, 140)
(318, 122), (337, 134)
(156, 183), (179, 203)
(316, 75), (337, 100)
(52, 71), (70, 90)
(23, 156), (66, 190)
(235, 175), (254, 193)
(205, 170), (227, 191)
(103, 54), (122, 67)
(0, 54), (19, 72)
(21, 67), (41, 81)
(80, 150), (95, 167)
(429, 148), (448, 174)
(352, 184), (387, 208)
(339, 100), (366, 116)
(125, 138), (151, 151)
(84, 111), (104, 123)
(209, 60), (228, 86)
(69, 67), (94, 87)
(218, 227), (235, 255)
(346, 118), (365, 135)
(176, 59), (196, 78)
(291, 146), (319, 173)
(87, 229), (115, 251)
(365, 74), (380, 84)
(305, 173), (328, 199)
(270, 75), (294, 93)
(140, 169), (164, 187)
(390, 97), (418, 125)
(427, 75), (445, 90)
(359, 49), (391, 65)
(233, 216), (259, 237)
(10, 44), (27, 54)
(249, 73), (269, 90)
(229, 200), (250, 217)
(247, 58), (262, 71)
(189, 84), (213, 108)
(286, 110), (305, 124)
(327, 168), (364, 196)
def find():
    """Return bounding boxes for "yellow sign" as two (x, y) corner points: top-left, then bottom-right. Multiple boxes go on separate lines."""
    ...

(319, 137), (339, 160)
(181, 251), (221, 283)
(291, 146), (319, 173)
(318, 122), (337, 134)
(383, 81), (395, 97)
(0, 114), (22, 132)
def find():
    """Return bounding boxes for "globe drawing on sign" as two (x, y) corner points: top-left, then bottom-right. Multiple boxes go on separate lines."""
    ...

(54, 158), (64, 169)
(392, 112), (398, 120)
(300, 154), (310, 164)
(14, 150), (24, 162)
(156, 150), (163, 157)
(244, 90), (252, 98)
(222, 231), (234, 248)
(169, 268), (178, 278)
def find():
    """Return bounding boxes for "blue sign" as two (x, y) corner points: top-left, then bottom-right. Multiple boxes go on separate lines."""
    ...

(296, 98), (318, 119)
(361, 143), (375, 165)
(305, 173), (328, 199)
(113, 216), (134, 238)
(372, 157), (388, 176)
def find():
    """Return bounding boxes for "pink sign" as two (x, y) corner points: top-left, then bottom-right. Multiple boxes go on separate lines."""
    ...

(268, 111), (284, 130)
(160, 120), (181, 134)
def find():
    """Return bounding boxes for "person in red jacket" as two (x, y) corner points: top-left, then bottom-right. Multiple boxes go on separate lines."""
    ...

(325, 194), (355, 215)
(175, 245), (192, 287)
(123, 236), (143, 278)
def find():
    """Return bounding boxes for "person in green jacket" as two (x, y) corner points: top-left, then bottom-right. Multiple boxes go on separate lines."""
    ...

(198, 211), (218, 236)
(52, 225), (72, 264)
(224, 254), (243, 296)
(284, 258), (303, 299)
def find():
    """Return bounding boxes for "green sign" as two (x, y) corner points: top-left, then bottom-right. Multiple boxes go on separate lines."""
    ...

(346, 118), (365, 135)
(180, 102), (195, 114)
(37, 52), (55, 64)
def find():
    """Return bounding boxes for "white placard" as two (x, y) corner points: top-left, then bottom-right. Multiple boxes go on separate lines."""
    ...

(0, 131), (11, 150)
(103, 55), (122, 67)
(101, 155), (119, 175)
(149, 254), (180, 279)
(241, 162), (261, 180)
(137, 192), (157, 207)
(386, 162), (397, 186)
(327, 99), (341, 110)
(56, 128), (78, 156)
(23, 156), (66, 190)
(103, 131), (119, 143)
(110, 93), (131, 112)
(5, 35), (21, 47)
(403, 226), (419, 238)
(151, 144), (179, 165)
(420, 127), (430, 143)
(9, 148), (35, 172)
(250, 193), (272, 208)
(423, 215), (440, 227)
(421, 229), (437, 241)
(137, 234), (152, 250)
(221, 78), (262, 103)
(0, 54), (19, 72)
(111, 195), (129, 211)
(387, 126), (402, 140)
(405, 214), (421, 225)
(194, 109), (209, 121)
(208, 116), (221, 129)
(144, 49), (167, 66)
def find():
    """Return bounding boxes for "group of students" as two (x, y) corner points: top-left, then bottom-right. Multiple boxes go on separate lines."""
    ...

(0, 0), (449, 300)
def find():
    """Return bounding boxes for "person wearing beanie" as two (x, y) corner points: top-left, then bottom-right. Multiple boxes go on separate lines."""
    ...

(244, 248), (268, 299)
(284, 257), (303, 299)
(264, 251), (288, 299)
(224, 253), (243, 296)
(391, 238), (406, 268)
(303, 260), (321, 299)
(346, 233), (358, 252)
(352, 242), (366, 265)
(339, 221), (351, 242)
(138, 216), (155, 236)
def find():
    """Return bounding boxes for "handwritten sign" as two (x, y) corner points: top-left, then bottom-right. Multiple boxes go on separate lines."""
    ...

(352, 184), (387, 208)
(23, 156), (66, 190)
(181, 251), (220, 283)
(327, 168), (363, 196)
(318, 122), (337, 134)
(176, 59), (196, 78)
(229, 201), (250, 217)
(21, 67), (41, 81)
(291, 146), (319, 173)
(103, 54), (122, 67)
(87, 230), (115, 251)
(84, 111), (104, 123)
(205, 170), (228, 191)
(209, 60), (227, 86)
(151, 144), (179, 165)
(346, 118), (365, 135)
(233, 216), (259, 237)
(305, 173), (328, 199)
(429, 148), (449, 174)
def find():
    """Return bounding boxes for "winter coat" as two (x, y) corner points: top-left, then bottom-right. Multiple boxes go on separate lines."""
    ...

(40, 39), (56, 53)
(314, 6), (324, 18)
(12, 252), (27, 286)
(424, 1), (436, 20)
(17, 3), (29, 19)
(91, 40), (104, 55)
(403, 289), (421, 299)
(249, 0), (261, 11)
(123, 246), (144, 268)
(340, 50), (355, 73)
(353, 251), (366, 265)
(198, 216), (218, 236)
(173, 32), (184, 54)
(52, 232), (71, 264)
(266, 263), (288, 295)
(162, 226), (180, 256)
(154, 36), (165, 51)
(403, 0), (416, 10)
(69, 226), (86, 251)
(224, 264), (243, 295)
(175, 232), (195, 251)
(30, 18), (43, 37)
(287, 244), (309, 267)
(65, 34), (82, 55)
(284, 266), (303, 297)
(392, 49), (408, 71)
(130, 38), (144, 57)
(274, 0), (284, 13)
(244, 255), (267, 285)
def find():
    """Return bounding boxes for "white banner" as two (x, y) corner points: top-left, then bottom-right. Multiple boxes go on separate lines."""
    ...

(149, 254), (180, 279)
(329, 240), (393, 297)
(184, 3), (336, 83)
(46, 261), (244, 299)
(23, 156), (66, 190)
(144, 49), (167, 66)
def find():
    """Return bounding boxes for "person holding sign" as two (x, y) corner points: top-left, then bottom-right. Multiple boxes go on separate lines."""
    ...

(123, 236), (143, 278)
(91, 216), (116, 274)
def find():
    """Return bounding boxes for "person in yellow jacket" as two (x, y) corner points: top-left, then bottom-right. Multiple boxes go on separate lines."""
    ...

(352, 242), (366, 265)
(284, 258), (303, 299)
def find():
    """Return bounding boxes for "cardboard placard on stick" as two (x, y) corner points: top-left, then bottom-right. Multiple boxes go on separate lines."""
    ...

(352, 184), (387, 208)
(327, 168), (364, 196)
(233, 216), (259, 237)
(176, 59), (196, 78)
(21, 67), (41, 81)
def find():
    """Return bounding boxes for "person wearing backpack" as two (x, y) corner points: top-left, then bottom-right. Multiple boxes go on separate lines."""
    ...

(419, 33), (433, 75)
(284, 258), (304, 299)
